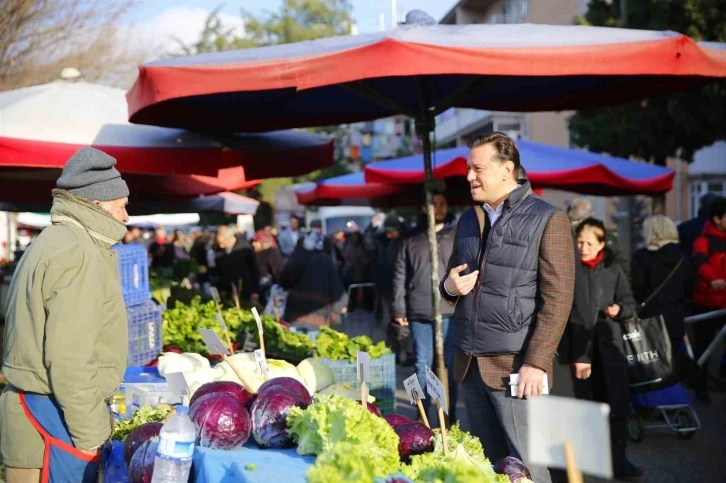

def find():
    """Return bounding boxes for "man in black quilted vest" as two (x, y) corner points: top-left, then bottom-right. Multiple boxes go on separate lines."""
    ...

(440, 132), (575, 482)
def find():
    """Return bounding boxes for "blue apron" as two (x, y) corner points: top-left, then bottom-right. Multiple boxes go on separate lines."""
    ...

(18, 391), (106, 483)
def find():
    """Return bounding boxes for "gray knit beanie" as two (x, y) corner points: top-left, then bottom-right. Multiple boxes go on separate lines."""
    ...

(57, 147), (129, 201)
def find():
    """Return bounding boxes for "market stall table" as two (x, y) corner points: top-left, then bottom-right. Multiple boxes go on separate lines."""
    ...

(105, 440), (314, 483)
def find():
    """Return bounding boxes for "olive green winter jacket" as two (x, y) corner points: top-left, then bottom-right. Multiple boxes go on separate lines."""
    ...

(0, 190), (128, 467)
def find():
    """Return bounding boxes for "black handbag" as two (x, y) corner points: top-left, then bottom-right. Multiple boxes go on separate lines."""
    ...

(620, 257), (684, 392)
(619, 315), (675, 392)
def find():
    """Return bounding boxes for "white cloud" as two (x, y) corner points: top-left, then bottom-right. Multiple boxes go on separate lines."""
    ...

(125, 6), (246, 61)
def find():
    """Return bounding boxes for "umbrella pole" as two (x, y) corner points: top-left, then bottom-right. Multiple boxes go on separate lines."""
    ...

(416, 116), (448, 419)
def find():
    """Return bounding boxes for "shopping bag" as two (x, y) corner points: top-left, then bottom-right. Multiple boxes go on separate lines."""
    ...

(621, 316), (675, 392)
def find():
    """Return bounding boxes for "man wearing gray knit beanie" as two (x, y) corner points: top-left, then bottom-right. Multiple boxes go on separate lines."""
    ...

(1, 147), (130, 482)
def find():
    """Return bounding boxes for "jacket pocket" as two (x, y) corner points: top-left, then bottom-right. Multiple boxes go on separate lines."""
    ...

(506, 290), (524, 331)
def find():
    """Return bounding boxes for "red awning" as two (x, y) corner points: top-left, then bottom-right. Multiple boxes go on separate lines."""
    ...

(1, 80), (333, 178)
(127, 25), (726, 132)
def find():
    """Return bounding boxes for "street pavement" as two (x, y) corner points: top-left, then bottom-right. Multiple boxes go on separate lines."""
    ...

(342, 309), (726, 483)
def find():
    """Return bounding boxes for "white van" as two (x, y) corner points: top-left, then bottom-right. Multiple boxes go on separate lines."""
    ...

(307, 206), (378, 236)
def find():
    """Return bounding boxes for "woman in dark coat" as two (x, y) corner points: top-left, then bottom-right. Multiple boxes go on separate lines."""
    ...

(631, 215), (696, 365)
(555, 218), (641, 480)
(251, 229), (285, 307)
(280, 231), (348, 330)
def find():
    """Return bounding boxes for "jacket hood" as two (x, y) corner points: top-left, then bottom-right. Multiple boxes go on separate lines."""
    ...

(647, 242), (684, 264)
(50, 189), (127, 246)
(702, 220), (726, 240)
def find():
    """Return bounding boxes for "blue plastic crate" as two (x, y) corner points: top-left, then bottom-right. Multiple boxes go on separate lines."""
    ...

(113, 244), (150, 307)
(126, 301), (162, 367)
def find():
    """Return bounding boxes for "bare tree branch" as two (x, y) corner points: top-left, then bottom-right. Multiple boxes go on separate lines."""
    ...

(0, 0), (144, 90)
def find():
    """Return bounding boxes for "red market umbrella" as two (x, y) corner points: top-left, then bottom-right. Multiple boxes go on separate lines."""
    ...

(0, 78), (333, 178)
(126, 19), (726, 386)
(295, 173), (402, 205)
(0, 166), (261, 206)
(127, 24), (725, 132)
(364, 142), (675, 197)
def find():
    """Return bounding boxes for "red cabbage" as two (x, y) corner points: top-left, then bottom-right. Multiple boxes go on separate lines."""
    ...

(257, 377), (311, 404)
(493, 456), (532, 482)
(190, 393), (252, 450)
(123, 422), (162, 465)
(366, 402), (382, 417)
(190, 380), (255, 410)
(394, 422), (435, 462)
(127, 439), (157, 483)
(384, 413), (413, 428)
(251, 386), (310, 448)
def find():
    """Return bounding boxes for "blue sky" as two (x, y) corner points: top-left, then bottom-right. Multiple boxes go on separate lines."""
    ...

(124, 0), (455, 37)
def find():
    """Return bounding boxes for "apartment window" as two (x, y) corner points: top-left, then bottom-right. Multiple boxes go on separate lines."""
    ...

(486, 0), (528, 24)
(689, 179), (726, 218)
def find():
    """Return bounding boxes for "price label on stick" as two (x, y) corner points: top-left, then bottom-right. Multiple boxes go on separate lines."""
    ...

(403, 374), (426, 405)
(209, 287), (221, 304)
(251, 307), (264, 335)
(357, 352), (370, 383)
(199, 328), (231, 356)
(424, 365), (448, 414)
(254, 349), (269, 377)
(166, 371), (190, 396)
(214, 312), (228, 331)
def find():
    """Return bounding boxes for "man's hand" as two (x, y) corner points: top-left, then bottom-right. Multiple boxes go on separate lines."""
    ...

(395, 317), (408, 327)
(711, 279), (726, 290)
(517, 363), (545, 399)
(605, 304), (620, 318)
(444, 264), (479, 297)
(572, 362), (592, 380)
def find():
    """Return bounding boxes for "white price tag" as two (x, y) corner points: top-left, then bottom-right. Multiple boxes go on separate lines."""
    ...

(199, 328), (231, 355)
(509, 374), (550, 398)
(424, 365), (448, 414)
(357, 351), (370, 383)
(528, 396), (613, 478)
(251, 307), (264, 335)
(254, 349), (269, 377)
(165, 371), (189, 396)
(214, 312), (228, 331)
(403, 374), (425, 405)
(209, 287), (221, 304)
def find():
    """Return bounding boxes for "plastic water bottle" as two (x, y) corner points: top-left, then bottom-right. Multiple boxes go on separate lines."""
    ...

(151, 406), (196, 483)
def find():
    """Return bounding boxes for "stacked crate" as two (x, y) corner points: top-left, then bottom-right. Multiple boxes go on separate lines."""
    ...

(113, 244), (161, 366)
(319, 353), (397, 415)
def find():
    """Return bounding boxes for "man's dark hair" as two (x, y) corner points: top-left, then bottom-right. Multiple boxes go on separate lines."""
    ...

(469, 132), (522, 178)
(709, 197), (726, 220)
(423, 191), (447, 206)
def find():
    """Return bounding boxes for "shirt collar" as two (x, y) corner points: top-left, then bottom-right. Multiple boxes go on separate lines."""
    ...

(482, 203), (504, 215)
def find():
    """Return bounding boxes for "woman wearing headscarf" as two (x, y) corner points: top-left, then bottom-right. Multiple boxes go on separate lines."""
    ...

(280, 231), (348, 330)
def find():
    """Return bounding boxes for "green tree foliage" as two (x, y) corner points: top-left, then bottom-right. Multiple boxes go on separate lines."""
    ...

(174, 0), (354, 55)
(173, 1), (355, 203)
(569, 0), (726, 164)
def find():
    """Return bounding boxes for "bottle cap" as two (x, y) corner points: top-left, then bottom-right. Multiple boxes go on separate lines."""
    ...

(176, 405), (190, 416)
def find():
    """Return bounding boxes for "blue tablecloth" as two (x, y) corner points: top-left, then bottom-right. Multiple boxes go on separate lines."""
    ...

(193, 443), (315, 483)
(105, 442), (129, 483)
(103, 441), (314, 483)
